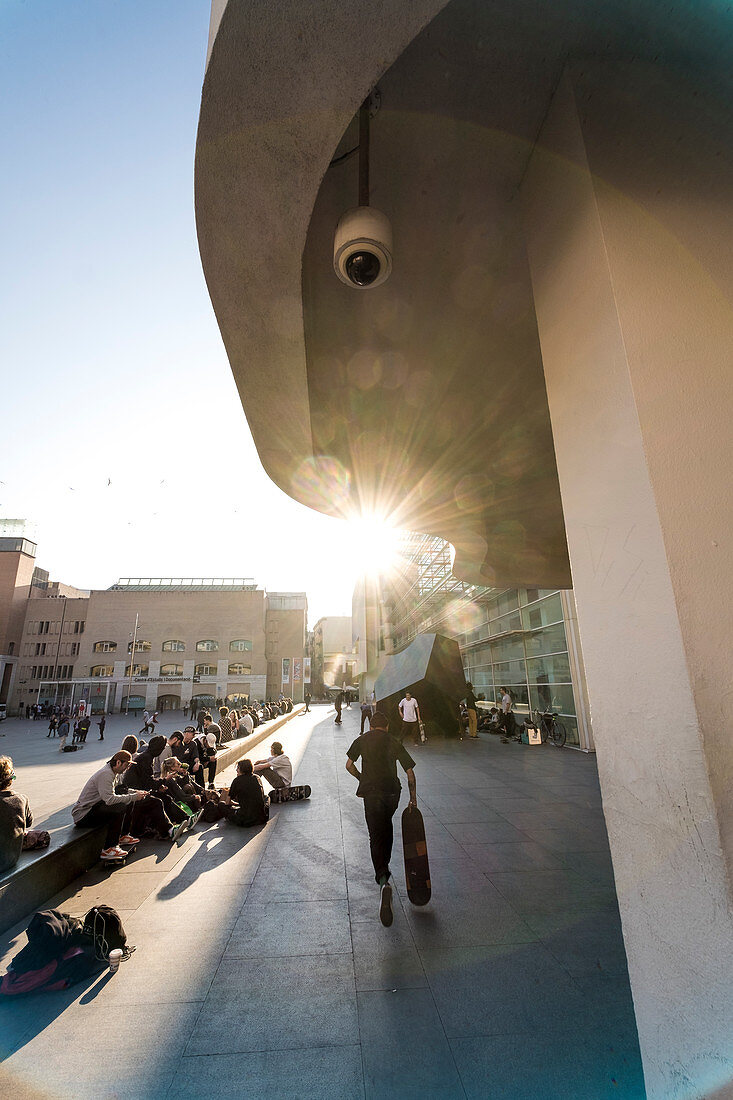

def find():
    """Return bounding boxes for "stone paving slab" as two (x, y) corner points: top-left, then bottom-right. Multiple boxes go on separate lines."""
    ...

(0, 705), (645, 1099)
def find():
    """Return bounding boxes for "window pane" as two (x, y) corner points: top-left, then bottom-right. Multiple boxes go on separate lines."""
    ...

(521, 593), (563, 630)
(490, 611), (522, 636)
(490, 634), (525, 663)
(526, 653), (571, 684)
(492, 659), (525, 684)
(524, 622), (567, 657)
(528, 682), (577, 716)
(196, 640), (219, 652)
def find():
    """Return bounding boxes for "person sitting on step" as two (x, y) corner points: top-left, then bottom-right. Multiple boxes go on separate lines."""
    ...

(220, 759), (268, 827)
(252, 741), (292, 792)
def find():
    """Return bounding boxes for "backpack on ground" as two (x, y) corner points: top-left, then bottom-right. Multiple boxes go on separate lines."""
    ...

(83, 905), (132, 961)
(0, 909), (102, 995)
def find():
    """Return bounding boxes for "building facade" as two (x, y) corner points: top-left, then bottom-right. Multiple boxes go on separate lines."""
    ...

(310, 615), (354, 695)
(10, 575), (308, 714)
(353, 533), (592, 748)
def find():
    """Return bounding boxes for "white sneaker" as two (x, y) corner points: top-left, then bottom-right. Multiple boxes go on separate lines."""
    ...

(101, 846), (127, 861)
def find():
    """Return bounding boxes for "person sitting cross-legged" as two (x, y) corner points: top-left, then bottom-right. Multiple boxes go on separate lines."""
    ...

(220, 759), (269, 828)
(252, 741), (292, 792)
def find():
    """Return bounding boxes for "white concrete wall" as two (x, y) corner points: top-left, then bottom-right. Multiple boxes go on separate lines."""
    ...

(522, 68), (733, 1099)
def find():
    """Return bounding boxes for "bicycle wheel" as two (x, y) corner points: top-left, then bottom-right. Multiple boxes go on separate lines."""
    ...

(550, 721), (566, 747)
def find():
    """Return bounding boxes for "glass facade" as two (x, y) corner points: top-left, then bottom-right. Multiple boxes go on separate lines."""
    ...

(458, 589), (580, 746)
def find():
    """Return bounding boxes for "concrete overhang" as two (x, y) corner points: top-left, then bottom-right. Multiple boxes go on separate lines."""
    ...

(195, 0), (731, 588)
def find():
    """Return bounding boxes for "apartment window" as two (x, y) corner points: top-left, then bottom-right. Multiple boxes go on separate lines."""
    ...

(160, 664), (183, 677)
(162, 640), (185, 652)
(230, 639), (253, 652)
(228, 663), (251, 676)
(194, 663), (217, 677)
(71, 642), (79, 656)
(128, 640), (151, 653)
(125, 663), (149, 677)
(91, 665), (114, 677)
(93, 641), (117, 653)
(196, 640), (219, 652)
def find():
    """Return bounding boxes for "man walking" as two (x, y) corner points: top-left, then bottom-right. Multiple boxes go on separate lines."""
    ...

(360, 698), (373, 734)
(303, 691), (311, 713)
(334, 690), (343, 725)
(97, 714), (106, 741)
(346, 710), (417, 927)
(398, 690), (422, 746)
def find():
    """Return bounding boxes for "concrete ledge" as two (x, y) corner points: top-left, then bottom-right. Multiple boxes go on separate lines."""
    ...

(0, 822), (105, 935)
(0, 706), (304, 934)
(212, 704), (304, 773)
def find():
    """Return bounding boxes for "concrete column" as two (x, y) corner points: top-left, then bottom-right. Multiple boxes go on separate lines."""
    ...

(522, 65), (733, 1099)
(559, 590), (593, 752)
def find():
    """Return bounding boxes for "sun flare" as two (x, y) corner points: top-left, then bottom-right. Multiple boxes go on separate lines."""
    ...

(346, 513), (403, 579)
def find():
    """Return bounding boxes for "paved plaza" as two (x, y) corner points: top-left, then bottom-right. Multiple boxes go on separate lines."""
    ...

(0, 706), (644, 1099)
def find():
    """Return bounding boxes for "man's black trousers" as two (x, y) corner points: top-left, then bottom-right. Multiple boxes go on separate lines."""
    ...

(363, 792), (400, 884)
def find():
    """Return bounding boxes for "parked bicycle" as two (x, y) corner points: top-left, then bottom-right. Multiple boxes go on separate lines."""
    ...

(530, 710), (567, 747)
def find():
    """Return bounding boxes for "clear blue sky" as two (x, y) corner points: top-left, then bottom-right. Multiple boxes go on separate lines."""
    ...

(0, 0), (371, 627)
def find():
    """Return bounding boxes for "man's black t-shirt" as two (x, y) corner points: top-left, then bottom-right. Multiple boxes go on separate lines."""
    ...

(465, 688), (477, 709)
(347, 730), (415, 798)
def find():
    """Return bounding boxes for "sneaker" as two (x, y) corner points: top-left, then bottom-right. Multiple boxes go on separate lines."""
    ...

(119, 835), (140, 846)
(168, 822), (184, 843)
(379, 882), (393, 927)
(101, 846), (127, 861)
(190, 808), (204, 828)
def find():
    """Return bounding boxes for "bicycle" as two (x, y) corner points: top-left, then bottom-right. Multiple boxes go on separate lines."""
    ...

(530, 710), (567, 747)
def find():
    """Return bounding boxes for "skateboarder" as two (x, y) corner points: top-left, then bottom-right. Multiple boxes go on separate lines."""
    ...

(346, 710), (417, 927)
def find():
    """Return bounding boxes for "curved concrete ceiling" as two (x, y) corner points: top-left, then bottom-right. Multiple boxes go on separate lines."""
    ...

(196, 0), (732, 587)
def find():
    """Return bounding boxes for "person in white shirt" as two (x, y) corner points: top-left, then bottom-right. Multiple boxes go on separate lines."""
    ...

(253, 741), (292, 789)
(239, 710), (254, 736)
(499, 687), (515, 736)
(398, 691), (422, 746)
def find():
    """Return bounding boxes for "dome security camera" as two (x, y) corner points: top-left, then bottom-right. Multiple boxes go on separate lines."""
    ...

(333, 206), (393, 289)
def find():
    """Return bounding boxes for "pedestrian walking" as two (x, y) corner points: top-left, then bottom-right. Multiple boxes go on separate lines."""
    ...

(303, 691), (311, 713)
(97, 714), (106, 741)
(334, 691), (343, 725)
(360, 698), (372, 734)
(398, 691), (422, 745)
(346, 710), (417, 927)
(47, 715), (58, 738)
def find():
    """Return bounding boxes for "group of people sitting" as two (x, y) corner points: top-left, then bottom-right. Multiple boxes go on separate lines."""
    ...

(71, 726), (294, 862)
